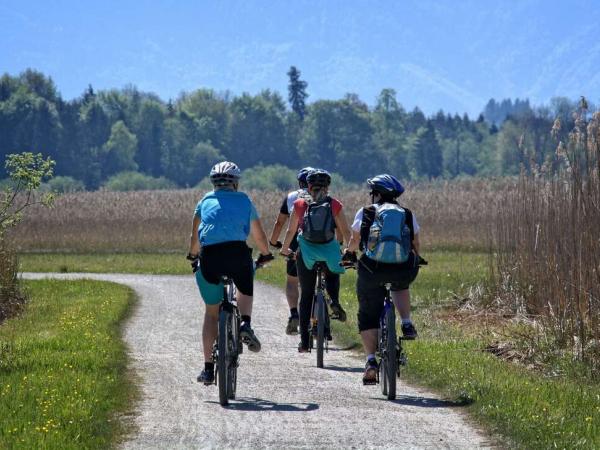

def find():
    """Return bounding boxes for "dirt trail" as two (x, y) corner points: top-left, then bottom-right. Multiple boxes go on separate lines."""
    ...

(23, 273), (494, 449)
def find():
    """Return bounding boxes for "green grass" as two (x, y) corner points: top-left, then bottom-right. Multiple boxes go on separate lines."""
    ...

(0, 279), (137, 449)
(19, 252), (190, 274)
(18, 251), (600, 448)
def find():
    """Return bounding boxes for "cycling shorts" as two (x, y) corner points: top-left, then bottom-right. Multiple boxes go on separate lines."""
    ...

(195, 241), (254, 305)
(356, 254), (419, 331)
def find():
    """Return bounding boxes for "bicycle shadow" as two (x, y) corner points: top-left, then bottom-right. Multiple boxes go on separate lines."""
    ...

(372, 395), (473, 408)
(324, 365), (364, 373)
(206, 397), (319, 412)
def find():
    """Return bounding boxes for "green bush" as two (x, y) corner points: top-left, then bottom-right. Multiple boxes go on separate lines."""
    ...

(103, 171), (176, 191)
(41, 175), (86, 193)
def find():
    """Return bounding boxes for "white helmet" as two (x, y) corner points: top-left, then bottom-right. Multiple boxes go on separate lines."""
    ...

(209, 161), (241, 186)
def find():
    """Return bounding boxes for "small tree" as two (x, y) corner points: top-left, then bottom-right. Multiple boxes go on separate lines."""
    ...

(1, 152), (54, 322)
(1, 152), (55, 237)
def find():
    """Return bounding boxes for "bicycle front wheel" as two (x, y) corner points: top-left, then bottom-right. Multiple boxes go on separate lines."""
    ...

(316, 292), (326, 368)
(384, 308), (397, 400)
(218, 309), (232, 406)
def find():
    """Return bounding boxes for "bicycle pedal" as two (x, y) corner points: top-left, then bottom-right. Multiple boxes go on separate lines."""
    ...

(363, 379), (378, 386)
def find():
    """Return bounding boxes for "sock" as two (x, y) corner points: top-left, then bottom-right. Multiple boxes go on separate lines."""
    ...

(290, 307), (299, 318)
(205, 362), (214, 372)
(401, 318), (412, 326)
(241, 315), (251, 326)
(367, 353), (376, 362)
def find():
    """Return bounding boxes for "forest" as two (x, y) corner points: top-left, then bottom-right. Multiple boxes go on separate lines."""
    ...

(0, 67), (590, 190)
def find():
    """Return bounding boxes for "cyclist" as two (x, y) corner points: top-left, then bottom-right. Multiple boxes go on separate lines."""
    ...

(188, 161), (274, 385)
(342, 174), (420, 384)
(268, 167), (313, 335)
(280, 169), (350, 352)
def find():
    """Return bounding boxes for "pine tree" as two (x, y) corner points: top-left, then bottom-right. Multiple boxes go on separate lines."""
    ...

(287, 66), (308, 120)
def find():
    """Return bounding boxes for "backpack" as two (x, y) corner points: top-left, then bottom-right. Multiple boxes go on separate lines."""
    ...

(301, 197), (336, 243)
(360, 203), (413, 263)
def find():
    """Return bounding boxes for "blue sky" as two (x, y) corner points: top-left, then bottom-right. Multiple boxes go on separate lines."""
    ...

(2, 0), (599, 116)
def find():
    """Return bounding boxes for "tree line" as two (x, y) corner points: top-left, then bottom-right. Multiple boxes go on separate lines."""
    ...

(0, 68), (588, 190)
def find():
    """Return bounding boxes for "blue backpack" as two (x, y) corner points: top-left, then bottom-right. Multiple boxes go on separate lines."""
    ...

(360, 203), (413, 263)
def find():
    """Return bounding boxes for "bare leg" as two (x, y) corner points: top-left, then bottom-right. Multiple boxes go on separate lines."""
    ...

(360, 329), (378, 356)
(202, 304), (220, 362)
(285, 275), (299, 309)
(237, 293), (253, 317)
(391, 289), (411, 321)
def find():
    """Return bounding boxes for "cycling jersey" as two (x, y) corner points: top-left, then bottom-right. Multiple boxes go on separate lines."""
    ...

(195, 190), (259, 246)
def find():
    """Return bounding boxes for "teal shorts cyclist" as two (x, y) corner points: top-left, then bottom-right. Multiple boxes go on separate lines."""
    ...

(187, 161), (273, 385)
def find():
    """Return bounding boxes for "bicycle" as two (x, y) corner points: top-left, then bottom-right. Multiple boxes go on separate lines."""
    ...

(376, 282), (407, 400)
(188, 252), (272, 406)
(286, 253), (331, 368)
(342, 254), (427, 400)
(213, 275), (242, 406)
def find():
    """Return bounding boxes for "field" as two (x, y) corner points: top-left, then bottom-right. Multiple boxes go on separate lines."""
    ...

(11, 179), (510, 253)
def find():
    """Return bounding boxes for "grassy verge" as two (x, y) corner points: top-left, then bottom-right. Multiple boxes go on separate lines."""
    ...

(0, 279), (137, 449)
(19, 252), (190, 275)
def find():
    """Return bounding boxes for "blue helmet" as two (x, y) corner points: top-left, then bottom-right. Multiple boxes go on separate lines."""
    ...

(307, 168), (331, 187)
(367, 174), (405, 197)
(296, 167), (314, 185)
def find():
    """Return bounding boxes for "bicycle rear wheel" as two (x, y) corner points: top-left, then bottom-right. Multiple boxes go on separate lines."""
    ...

(227, 311), (239, 400)
(384, 308), (397, 400)
(218, 309), (231, 406)
(316, 292), (326, 368)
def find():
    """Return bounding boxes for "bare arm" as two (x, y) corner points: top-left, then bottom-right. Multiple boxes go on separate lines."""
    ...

(269, 212), (288, 245)
(413, 233), (420, 254)
(333, 210), (351, 247)
(281, 209), (300, 255)
(250, 219), (270, 255)
(188, 214), (201, 256)
(347, 229), (361, 253)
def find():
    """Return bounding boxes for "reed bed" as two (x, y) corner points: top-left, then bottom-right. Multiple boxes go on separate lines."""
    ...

(9, 180), (508, 252)
(493, 107), (600, 375)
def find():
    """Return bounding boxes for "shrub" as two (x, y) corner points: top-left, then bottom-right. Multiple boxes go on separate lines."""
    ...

(103, 171), (176, 191)
(41, 175), (86, 193)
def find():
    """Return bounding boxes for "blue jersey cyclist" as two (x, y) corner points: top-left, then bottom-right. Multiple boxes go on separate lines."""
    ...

(187, 161), (273, 385)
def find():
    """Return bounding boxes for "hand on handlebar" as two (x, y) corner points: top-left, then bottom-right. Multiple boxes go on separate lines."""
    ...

(255, 253), (275, 268)
(186, 253), (200, 273)
(340, 249), (357, 268)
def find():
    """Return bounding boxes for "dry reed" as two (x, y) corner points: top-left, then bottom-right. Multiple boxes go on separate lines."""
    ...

(10, 180), (508, 252)
(493, 103), (600, 374)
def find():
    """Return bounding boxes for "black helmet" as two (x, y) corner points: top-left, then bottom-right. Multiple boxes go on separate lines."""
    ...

(367, 174), (405, 197)
(307, 168), (331, 187)
(210, 161), (241, 186)
(296, 167), (314, 186)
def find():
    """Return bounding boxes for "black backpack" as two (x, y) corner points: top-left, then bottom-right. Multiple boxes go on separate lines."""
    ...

(301, 197), (336, 243)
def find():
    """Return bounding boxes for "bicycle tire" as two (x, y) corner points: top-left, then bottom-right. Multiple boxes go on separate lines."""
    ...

(385, 308), (397, 400)
(227, 311), (239, 400)
(379, 327), (387, 396)
(218, 309), (231, 406)
(316, 292), (326, 368)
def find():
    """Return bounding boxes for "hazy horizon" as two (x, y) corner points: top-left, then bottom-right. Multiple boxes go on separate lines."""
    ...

(3, 0), (599, 116)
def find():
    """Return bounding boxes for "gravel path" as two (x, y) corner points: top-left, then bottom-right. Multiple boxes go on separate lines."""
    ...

(23, 273), (494, 449)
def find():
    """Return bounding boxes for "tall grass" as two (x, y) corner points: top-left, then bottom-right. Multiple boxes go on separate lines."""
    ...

(493, 103), (600, 376)
(0, 243), (24, 323)
(11, 180), (509, 252)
